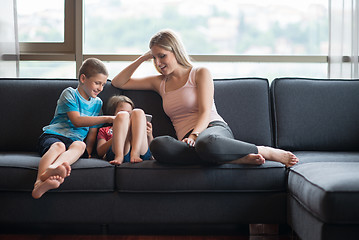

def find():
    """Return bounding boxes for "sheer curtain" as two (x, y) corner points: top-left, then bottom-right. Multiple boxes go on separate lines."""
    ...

(329, 0), (359, 79)
(0, 0), (19, 77)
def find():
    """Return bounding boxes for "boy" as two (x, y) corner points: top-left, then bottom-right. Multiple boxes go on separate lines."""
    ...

(32, 58), (114, 199)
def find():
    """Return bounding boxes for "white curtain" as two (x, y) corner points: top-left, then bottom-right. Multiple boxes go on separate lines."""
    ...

(329, 0), (359, 79)
(0, 0), (19, 78)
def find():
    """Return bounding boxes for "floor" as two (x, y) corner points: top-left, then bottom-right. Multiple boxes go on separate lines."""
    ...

(0, 224), (299, 240)
(0, 235), (297, 240)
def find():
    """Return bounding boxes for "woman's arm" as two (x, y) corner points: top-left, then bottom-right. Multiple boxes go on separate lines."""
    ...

(96, 138), (113, 159)
(182, 67), (214, 146)
(111, 51), (161, 92)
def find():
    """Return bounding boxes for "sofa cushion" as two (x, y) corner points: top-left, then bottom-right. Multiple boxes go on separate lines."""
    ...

(271, 78), (359, 151)
(0, 79), (78, 151)
(214, 78), (272, 146)
(0, 153), (115, 192)
(116, 160), (286, 192)
(288, 162), (359, 224)
(294, 151), (359, 164)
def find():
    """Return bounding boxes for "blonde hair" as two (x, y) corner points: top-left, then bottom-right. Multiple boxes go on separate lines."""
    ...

(106, 95), (135, 116)
(149, 30), (192, 70)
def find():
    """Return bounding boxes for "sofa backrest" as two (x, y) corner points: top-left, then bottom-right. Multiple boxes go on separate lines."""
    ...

(0, 78), (176, 152)
(0, 77), (273, 152)
(0, 78), (82, 152)
(214, 78), (273, 147)
(117, 89), (177, 139)
(271, 78), (359, 151)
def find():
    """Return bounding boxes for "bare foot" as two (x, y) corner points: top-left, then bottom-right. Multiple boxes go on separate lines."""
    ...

(110, 157), (124, 165)
(40, 164), (67, 182)
(62, 162), (71, 177)
(130, 155), (143, 163)
(230, 153), (265, 165)
(258, 146), (298, 167)
(32, 176), (64, 199)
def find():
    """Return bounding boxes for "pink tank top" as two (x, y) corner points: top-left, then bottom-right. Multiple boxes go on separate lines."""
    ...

(159, 67), (225, 140)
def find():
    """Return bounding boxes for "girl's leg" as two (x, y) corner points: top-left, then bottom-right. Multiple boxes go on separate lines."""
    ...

(129, 109), (148, 163)
(111, 111), (131, 165)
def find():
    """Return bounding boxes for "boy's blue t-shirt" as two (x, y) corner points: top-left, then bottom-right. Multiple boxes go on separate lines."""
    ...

(43, 87), (103, 141)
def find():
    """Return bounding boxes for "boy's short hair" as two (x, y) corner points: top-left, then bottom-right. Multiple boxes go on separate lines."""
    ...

(107, 95), (135, 115)
(78, 58), (108, 79)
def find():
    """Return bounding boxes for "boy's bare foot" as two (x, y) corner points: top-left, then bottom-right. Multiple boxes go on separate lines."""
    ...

(62, 162), (71, 177)
(258, 146), (299, 167)
(32, 176), (64, 199)
(230, 153), (265, 165)
(40, 164), (67, 182)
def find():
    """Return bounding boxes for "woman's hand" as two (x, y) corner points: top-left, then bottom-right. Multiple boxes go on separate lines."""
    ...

(182, 136), (196, 147)
(141, 50), (153, 61)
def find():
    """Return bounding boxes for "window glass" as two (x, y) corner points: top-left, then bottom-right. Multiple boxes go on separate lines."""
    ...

(20, 62), (76, 78)
(17, 0), (64, 42)
(84, 0), (328, 55)
(106, 61), (327, 81)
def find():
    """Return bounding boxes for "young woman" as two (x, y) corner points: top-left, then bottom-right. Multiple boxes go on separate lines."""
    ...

(111, 29), (298, 167)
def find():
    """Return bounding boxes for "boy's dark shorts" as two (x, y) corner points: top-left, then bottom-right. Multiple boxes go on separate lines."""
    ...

(38, 133), (74, 156)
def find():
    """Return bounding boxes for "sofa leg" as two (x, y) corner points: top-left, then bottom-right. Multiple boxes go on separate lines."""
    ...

(249, 224), (279, 236)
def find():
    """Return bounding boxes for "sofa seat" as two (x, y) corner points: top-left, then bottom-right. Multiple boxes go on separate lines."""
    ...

(293, 151), (359, 164)
(0, 153), (115, 192)
(288, 162), (359, 240)
(288, 162), (359, 224)
(116, 160), (287, 192)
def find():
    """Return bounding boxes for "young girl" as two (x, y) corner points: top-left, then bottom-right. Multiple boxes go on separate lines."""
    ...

(97, 95), (153, 165)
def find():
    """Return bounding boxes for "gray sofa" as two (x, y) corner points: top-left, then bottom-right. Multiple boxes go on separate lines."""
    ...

(0, 77), (358, 240)
(271, 78), (359, 240)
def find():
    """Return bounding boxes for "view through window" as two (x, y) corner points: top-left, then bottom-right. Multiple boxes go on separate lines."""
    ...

(17, 0), (329, 79)
(84, 0), (328, 55)
(17, 0), (64, 42)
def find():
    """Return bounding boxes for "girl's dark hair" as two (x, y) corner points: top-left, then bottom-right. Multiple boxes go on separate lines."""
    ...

(106, 95), (135, 115)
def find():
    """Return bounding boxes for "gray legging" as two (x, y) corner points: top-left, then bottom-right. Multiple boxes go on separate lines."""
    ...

(149, 121), (258, 165)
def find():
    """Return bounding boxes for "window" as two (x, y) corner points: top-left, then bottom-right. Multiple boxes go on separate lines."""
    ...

(19, 61), (75, 78)
(17, 0), (64, 42)
(84, 0), (328, 56)
(17, 0), (329, 80)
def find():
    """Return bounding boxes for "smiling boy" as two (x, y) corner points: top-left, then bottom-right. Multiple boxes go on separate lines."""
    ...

(32, 58), (115, 199)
